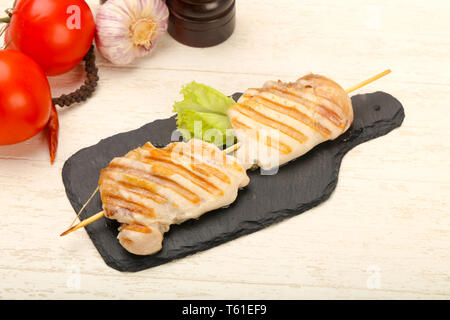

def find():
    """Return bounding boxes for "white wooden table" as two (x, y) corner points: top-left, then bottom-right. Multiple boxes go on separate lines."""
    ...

(0, 0), (449, 299)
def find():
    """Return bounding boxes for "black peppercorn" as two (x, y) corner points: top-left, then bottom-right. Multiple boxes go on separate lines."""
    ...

(52, 46), (99, 107)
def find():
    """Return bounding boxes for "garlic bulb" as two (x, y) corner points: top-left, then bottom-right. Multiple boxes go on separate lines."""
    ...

(95, 0), (169, 65)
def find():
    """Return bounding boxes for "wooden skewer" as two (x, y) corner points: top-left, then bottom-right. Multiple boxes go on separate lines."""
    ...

(224, 142), (241, 154)
(60, 70), (391, 237)
(60, 211), (105, 236)
(346, 69), (391, 94)
(68, 186), (99, 229)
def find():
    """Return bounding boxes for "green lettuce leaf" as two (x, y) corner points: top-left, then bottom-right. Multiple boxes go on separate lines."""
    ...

(173, 81), (236, 146)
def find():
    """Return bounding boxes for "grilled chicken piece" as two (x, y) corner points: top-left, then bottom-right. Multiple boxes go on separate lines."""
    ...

(228, 74), (353, 170)
(98, 139), (250, 255)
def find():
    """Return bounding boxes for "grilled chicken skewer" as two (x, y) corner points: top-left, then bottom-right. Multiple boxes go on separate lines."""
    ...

(62, 139), (249, 255)
(61, 70), (390, 255)
(229, 70), (390, 171)
(64, 143), (242, 231)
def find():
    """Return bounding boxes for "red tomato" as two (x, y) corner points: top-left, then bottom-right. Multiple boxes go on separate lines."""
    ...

(0, 50), (52, 145)
(5, 0), (95, 76)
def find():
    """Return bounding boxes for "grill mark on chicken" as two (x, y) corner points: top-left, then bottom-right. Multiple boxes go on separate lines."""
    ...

(143, 143), (236, 182)
(222, 160), (244, 173)
(172, 143), (235, 183)
(108, 162), (201, 203)
(186, 144), (242, 174)
(231, 117), (292, 155)
(103, 195), (156, 218)
(313, 89), (345, 110)
(297, 89), (346, 128)
(263, 86), (345, 128)
(177, 152), (233, 183)
(190, 163), (231, 184)
(230, 117), (252, 130)
(304, 91), (347, 127)
(232, 102), (308, 143)
(138, 153), (224, 196)
(122, 224), (152, 234)
(102, 170), (167, 204)
(101, 171), (168, 204)
(267, 81), (345, 116)
(100, 181), (164, 213)
(316, 106), (345, 128)
(245, 94), (332, 138)
(121, 237), (133, 244)
(191, 143), (244, 173)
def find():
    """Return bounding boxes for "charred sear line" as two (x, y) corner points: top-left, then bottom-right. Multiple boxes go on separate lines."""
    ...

(143, 144), (234, 182)
(122, 224), (152, 234)
(101, 180), (166, 209)
(102, 169), (168, 204)
(264, 86), (345, 128)
(231, 118), (292, 154)
(137, 152), (224, 196)
(108, 163), (201, 203)
(102, 194), (156, 218)
(249, 94), (332, 138)
(233, 102), (308, 143)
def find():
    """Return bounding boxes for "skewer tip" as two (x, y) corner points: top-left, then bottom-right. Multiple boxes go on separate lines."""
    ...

(60, 211), (105, 237)
(60, 226), (75, 237)
(345, 69), (392, 94)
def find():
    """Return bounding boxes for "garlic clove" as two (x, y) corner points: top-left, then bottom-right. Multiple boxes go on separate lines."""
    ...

(95, 0), (169, 65)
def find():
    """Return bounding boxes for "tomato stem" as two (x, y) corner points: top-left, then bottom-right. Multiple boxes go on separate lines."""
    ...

(0, 16), (10, 23)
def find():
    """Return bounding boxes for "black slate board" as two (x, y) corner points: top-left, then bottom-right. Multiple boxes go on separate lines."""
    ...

(62, 91), (405, 272)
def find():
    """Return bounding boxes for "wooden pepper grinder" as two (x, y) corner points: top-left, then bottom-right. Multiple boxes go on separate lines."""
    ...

(166, 0), (236, 48)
